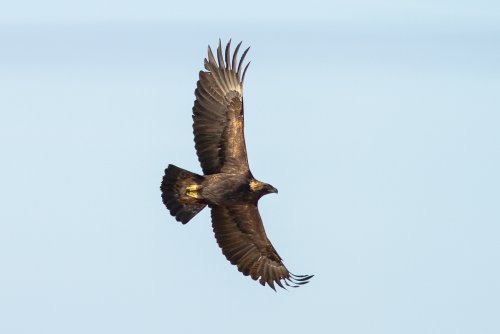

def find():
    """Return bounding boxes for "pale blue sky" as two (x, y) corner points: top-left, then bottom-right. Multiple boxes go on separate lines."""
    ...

(1, 1), (499, 334)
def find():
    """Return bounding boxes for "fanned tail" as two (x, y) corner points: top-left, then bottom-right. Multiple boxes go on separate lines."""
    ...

(160, 164), (206, 224)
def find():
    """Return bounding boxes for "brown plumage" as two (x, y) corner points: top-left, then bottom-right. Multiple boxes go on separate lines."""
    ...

(160, 40), (313, 290)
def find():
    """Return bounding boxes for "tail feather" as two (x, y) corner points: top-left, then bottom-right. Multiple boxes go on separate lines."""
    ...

(161, 164), (206, 224)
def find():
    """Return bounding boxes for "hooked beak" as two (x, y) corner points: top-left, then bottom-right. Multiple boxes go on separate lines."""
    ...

(269, 186), (278, 194)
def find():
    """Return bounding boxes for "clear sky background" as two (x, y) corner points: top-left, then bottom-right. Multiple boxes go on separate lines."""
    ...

(1, 1), (499, 333)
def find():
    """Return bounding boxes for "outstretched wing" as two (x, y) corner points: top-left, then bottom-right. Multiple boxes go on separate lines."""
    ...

(211, 204), (313, 290)
(192, 40), (251, 175)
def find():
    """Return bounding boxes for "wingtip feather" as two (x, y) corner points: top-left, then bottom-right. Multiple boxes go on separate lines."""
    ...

(237, 46), (250, 81)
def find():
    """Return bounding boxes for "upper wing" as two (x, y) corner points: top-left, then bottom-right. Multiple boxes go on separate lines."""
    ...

(211, 204), (313, 290)
(192, 40), (251, 175)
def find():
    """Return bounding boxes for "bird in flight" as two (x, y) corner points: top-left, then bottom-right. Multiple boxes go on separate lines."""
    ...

(160, 40), (313, 290)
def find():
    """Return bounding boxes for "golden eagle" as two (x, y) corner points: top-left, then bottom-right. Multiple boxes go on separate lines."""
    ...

(161, 40), (313, 290)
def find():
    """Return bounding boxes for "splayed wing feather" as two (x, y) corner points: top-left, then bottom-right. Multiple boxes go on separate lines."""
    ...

(224, 39), (231, 69)
(242, 61), (251, 84)
(232, 42), (242, 73)
(237, 47), (250, 81)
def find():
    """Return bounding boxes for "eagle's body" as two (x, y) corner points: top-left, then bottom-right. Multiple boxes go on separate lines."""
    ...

(160, 40), (312, 290)
(201, 172), (275, 206)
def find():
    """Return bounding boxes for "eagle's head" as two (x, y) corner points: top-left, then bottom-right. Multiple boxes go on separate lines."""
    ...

(249, 179), (278, 195)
